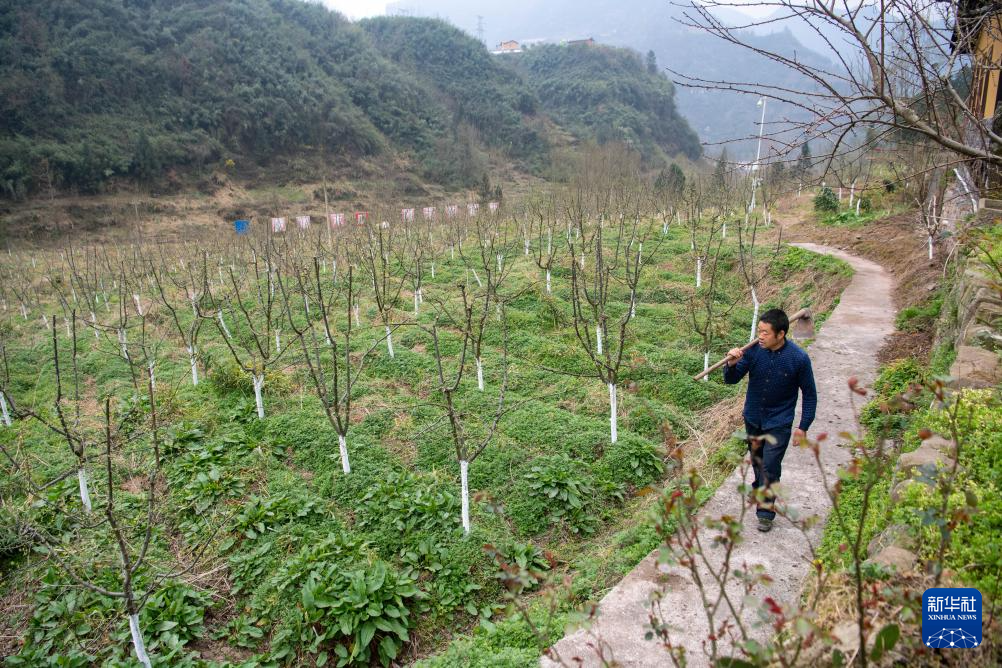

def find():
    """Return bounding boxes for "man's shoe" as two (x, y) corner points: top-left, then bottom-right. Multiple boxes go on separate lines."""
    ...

(757, 517), (773, 532)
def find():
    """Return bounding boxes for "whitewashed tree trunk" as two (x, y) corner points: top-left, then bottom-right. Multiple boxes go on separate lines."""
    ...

(132, 294), (143, 315)
(274, 330), (281, 354)
(0, 391), (11, 426)
(147, 362), (155, 391)
(608, 382), (618, 443)
(722, 223), (727, 238)
(496, 253), (503, 272)
(545, 269), (551, 294)
(353, 303), (360, 326)
(187, 346), (199, 386)
(252, 374), (265, 418)
(472, 269), (483, 288)
(217, 311), (232, 338)
(476, 357), (484, 391)
(524, 238), (530, 255)
(696, 258), (702, 288)
(547, 230), (552, 255)
(838, 187), (843, 202)
(849, 180), (856, 207)
(64, 318), (71, 337)
(460, 459), (470, 534)
(385, 326), (394, 358)
(118, 328), (129, 360)
(579, 254), (585, 269)
(928, 235), (934, 259)
(703, 352), (710, 382)
(414, 292), (419, 316)
(20, 303), (27, 320)
(338, 433), (351, 474)
(78, 468), (92, 512)
(431, 263), (435, 279)
(129, 613), (152, 668)
(596, 326), (603, 355)
(750, 286), (760, 343)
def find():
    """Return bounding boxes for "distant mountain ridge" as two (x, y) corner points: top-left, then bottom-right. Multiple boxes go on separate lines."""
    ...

(0, 0), (699, 199)
(387, 0), (837, 157)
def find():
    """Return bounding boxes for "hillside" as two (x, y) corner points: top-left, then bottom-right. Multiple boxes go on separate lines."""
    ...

(501, 43), (701, 162)
(0, 1), (699, 201)
(386, 0), (836, 157)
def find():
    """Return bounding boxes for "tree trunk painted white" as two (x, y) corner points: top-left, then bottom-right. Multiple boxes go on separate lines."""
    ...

(132, 294), (143, 316)
(953, 167), (979, 211)
(497, 253), (503, 272)
(64, 318), (71, 337)
(418, 288), (423, 304)
(547, 230), (552, 255)
(118, 328), (129, 360)
(596, 326), (603, 355)
(797, 183), (802, 197)
(353, 303), (360, 326)
(78, 468), (92, 512)
(608, 382), (618, 443)
(838, 187), (843, 202)
(579, 254), (585, 269)
(690, 239), (695, 251)
(304, 294), (310, 318)
(630, 296), (636, 319)
(338, 433), (351, 474)
(217, 311), (232, 338)
(414, 292), (419, 316)
(460, 459), (470, 534)
(129, 613), (152, 668)
(472, 269), (483, 288)
(849, 180), (856, 207)
(41, 314), (50, 330)
(524, 238), (530, 255)
(385, 326), (394, 358)
(20, 303), (27, 320)
(928, 235), (934, 260)
(430, 262), (435, 279)
(0, 391), (11, 426)
(696, 258), (702, 288)
(148, 362), (155, 391)
(545, 269), (551, 294)
(722, 223), (726, 238)
(766, 209), (772, 226)
(703, 351), (710, 382)
(252, 374), (265, 419)
(451, 245), (455, 260)
(187, 346), (199, 386)
(750, 286), (760, 343)
(474, 357), (484, 391)
(274, 330), (281, 354)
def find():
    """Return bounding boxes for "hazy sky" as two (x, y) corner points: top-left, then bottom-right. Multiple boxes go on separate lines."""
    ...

(321, 1), (387, 20)
(318, 1), (776, 21)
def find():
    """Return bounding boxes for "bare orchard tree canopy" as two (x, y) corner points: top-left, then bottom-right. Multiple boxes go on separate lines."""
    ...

(672, 1), (1002, 170)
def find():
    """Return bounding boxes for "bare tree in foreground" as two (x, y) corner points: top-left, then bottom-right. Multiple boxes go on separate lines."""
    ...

(673, 1), (1002, 183)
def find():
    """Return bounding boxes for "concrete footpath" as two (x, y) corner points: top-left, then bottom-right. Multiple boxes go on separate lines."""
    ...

(543, 244), (896, 667)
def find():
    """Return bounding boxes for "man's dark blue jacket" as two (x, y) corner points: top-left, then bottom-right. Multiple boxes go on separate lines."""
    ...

(723, 340), (817, 432)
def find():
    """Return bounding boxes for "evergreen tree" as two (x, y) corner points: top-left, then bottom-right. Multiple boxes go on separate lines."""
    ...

(646, 50), (658, 75)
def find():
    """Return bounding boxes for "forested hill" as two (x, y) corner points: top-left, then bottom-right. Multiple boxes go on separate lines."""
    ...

(0, 0), (700, 200)
(501, 43), (702, 164)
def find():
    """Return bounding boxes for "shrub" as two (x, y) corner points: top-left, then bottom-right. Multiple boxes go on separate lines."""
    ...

(813, 186), (839, 212)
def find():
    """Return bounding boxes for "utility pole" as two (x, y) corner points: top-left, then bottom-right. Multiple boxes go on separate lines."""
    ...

(476, 15), (485, 44)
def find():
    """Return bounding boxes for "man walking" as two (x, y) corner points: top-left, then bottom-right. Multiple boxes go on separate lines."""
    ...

(723, 308), (817, 532)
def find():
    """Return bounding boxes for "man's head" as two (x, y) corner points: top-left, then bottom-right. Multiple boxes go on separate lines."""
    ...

(757, 309), (789, 350)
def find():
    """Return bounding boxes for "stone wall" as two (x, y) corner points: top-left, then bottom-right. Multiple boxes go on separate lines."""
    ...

(937, 217), (1002, 388)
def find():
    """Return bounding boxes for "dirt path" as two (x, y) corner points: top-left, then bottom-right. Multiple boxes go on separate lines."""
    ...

(542, 243), (896, 667)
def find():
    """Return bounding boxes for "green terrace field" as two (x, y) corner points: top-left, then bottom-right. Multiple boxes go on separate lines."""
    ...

(0, 216), (851, 667)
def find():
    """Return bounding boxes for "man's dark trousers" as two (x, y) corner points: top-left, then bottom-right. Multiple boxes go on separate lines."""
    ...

(745, 422), (792, 520)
